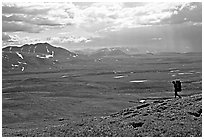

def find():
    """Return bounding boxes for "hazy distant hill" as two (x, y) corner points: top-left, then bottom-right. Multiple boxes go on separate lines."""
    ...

(2, 43), (80, 73)
(90, 48), (128, 57)
(117, 47), (140, 55)
(73, 48), (97, 55)
(74, 47), (141, 56)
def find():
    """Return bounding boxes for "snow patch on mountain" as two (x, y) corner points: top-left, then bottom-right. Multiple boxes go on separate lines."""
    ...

(18, 61), (27, 65)
(36, 51), (54, 59)
(16, 52), (24, 59)
(34, 46), (37, 53)
(11, 64), (19, 67)
(22, 67), (25, 71)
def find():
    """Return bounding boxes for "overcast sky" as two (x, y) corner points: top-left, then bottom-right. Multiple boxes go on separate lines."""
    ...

(2, 2), (202, 52)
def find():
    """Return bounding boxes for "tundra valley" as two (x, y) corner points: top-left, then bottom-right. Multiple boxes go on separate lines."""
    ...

(2, 43), (202, 136)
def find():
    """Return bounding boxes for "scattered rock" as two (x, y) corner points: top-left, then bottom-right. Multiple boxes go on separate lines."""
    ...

(179, 122), (185, 125)
(156, 109), (161, 112)
(187, 112), (200, 117)
(188, 109), (202, 117)
(128, 122), (144, 128)
(100, 116), (110, 120)
(158, 106), (168, 111)
(170, 117), (176, 121)
(110, 112), (120, 117)
(194, 97), (202, 101)
(109, 120), (116, 124)
(76, 123), (84, 126)
(124, 113), (138, 119)
(129, 100), (137, 103)
(58, 118), (65, 121)
(194, 117), (198, 121)
(16, 132), (23, 136)
(153, 100), (164, 103)
(123, 111), (133, 116)
(197, 108), (202, 115)
(139, 100), (146, 103)
(137, 103), (150, 109)
(159, 102), (167, 106)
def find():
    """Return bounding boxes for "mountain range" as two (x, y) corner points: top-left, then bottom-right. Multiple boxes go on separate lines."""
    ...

(2, 43), (80, 73)
(3, 43), (158, 73)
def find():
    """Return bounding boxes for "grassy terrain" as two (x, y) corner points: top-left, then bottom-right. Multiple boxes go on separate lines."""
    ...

(2, 53), (202, 136)
(3, 94), (202, 137)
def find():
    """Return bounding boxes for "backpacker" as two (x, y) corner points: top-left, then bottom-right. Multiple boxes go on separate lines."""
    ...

(176, 80), (182, 92)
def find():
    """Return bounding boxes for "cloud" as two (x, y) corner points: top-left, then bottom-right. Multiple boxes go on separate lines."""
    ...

(3, 2), (200, 34)
(152, 38), (162, 41)
(78, 3), (183, 32)
(2, 2), (201, 53)
(2, 3), (50, 15)
(2, 21), (42, 33)
(2, 33), (47, 46)
(2, 33), (22, 46)
(2, 2), (77, 33)
(47, 36), (91, 44)
(2, 32), (11, 41)
(79, 2), (202, 33)
(161, 2), (202, 24)
(2, 15), (64, 26)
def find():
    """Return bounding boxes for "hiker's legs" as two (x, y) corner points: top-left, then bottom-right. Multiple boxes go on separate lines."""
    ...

(175, 90), (177, 98)
(175, 90), (182, 98)
(178, 92), (182, 98)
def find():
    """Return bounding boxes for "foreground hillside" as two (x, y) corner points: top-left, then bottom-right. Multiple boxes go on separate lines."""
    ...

(3, 94), (202, 137)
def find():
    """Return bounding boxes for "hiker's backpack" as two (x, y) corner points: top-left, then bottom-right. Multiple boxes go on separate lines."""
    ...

(176, 80), (182, 92)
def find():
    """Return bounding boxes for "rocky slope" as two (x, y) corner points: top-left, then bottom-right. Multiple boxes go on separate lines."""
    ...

(2, 94), (202, 137)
